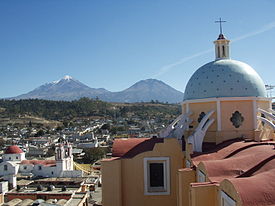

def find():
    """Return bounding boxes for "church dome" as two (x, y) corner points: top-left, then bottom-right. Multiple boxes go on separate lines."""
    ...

(5, 145), (23, 154)
(184, 59), (267, 100)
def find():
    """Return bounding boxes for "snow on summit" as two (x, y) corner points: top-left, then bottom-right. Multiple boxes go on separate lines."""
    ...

(52, 75), (73, 84)
(63, 75), (73, 80)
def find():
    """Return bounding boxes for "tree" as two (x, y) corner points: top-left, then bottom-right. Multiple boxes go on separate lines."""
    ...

(46, 145), (55, 157)
(101, 123), (110, 130)
(35, 129), (45, 137)
(0, 138), (5, 148)
(82, 147), (107, 164)
(56, 126), (63, 131)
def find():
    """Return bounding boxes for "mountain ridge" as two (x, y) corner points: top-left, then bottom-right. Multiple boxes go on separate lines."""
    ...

(10, 76), (184, 103)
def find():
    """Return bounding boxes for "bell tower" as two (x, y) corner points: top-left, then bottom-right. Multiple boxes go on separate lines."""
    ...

(214, 18), (230, 59)
(55, 137), (74, 176)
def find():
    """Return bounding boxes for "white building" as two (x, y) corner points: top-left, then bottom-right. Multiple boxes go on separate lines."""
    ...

(0, 140), (82, 185)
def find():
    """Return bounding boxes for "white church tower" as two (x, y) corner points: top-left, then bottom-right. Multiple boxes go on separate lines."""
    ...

(55, 137), (74, 176)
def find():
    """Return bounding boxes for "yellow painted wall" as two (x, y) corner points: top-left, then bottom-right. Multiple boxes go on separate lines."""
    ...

(219, 179), (242, 206)
(102, 138), (184, 206)
(177, 168), (196, 206)
(220, 100), (253, 131)
(197, 162), (209, 181)
(121, 139), (183, 206)
(257, 100), (270, 111)
(216, 130), (255, 144)
(0, 193), (3, 205)
(256, 100), (275, 140)
(182, 104), (186, 114)
(190, 183), (219, 206)
(188, 102), (217, 131)
(101, 159), (122, 206)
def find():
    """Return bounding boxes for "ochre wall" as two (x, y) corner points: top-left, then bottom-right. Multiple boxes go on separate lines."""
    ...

(197, 162), (209, 181)
(220, 100), (253, 131)
(187, 102), (217, 143)
(219, 179), (242, 206)
(256, 100), (274, 140)
(257, 100), (270, 111)
(190, 183), (219, 206)
(182, 104), (186, 114)
(121, 139), (184, 206)
(102, 138), (184, 206)
(177, 168), (195, 206)
(188, 102), (217, 131)
(0, 194), (4, 204)
(184, 99), (271, 144)
(101, 159), (122, 206)
(185, 100), (257, 144)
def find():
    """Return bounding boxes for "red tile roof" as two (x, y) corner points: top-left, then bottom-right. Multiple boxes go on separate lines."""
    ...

(192, 139), (275, 180)
(202, 144), (274, 182)
(192, 139), (275, 205)
(5, 145), (23, 154)
(229, 168), (275, 206)
(112, 138), (164, 158)
(21, 160), (56, 167)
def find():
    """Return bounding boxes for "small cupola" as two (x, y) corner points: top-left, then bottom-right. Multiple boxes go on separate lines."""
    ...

(214, 18), (230, 60)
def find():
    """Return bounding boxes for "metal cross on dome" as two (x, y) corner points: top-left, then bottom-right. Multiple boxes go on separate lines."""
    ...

(215, 18), (226, 34)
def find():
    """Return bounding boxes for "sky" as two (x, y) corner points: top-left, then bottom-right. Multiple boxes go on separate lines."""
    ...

(1, 0), (275, 98)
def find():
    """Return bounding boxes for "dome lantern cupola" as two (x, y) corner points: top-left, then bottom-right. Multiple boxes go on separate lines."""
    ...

(214, 18), (230, 60)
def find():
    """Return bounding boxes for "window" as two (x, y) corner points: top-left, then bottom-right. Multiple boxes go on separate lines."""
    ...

(186, 160), (191, 168)
(198, 112), (206, 123)
(16, 156), (18, 159)
(38, 166), (42, 170)
(144, 157), (170, 195)
(9, 157), (11, 160)
(218, 46), (221, 58)
(24, 166), (27, 170)
(230, 111), (244, 128)
(222, 45), (225, 57)
(4, 165), (7, 171)
(197, 170), (206, 182)
(220, 191), (236, 206)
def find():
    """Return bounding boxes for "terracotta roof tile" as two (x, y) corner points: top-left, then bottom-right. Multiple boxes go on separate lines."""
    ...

(5, 145), (23, 154)
(21, 160), (56, 167)
(112, 138), (164, 158)
(229, 169), (275, 206)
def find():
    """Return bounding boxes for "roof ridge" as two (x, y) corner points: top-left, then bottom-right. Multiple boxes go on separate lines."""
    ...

(224, 142), (275, 159)
(237, 154), (275, 178)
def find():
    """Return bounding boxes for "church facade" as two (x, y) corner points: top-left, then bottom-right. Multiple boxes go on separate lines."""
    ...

(102, 28), (275, 206)
(0, 140), (82, 188)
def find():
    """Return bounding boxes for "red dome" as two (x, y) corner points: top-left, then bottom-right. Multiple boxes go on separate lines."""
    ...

(5, 145), (23, 154)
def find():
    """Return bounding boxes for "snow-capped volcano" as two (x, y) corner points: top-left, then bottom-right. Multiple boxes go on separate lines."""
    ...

(52, 75), (74, 84)
(13, 75), (110, 101)
(11, 76), (184, 103)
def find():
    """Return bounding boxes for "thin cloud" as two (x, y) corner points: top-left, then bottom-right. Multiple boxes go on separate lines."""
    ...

(231, 21), (275, 42)
(153, 49), (212, 77)
(153, 21), (275, 77)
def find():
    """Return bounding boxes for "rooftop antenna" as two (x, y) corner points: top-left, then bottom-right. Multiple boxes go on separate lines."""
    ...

(215, 17), (226, 34)
(265, 84), (275, 98)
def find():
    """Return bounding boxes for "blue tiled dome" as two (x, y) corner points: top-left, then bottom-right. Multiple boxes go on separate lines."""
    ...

(184, 59), (267, 100)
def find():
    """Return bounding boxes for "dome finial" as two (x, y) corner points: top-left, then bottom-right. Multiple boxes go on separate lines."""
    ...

(215, 17), (226, 35)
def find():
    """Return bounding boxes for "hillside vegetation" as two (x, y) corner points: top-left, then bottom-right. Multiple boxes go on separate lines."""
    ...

(0, 98), (181, 121)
